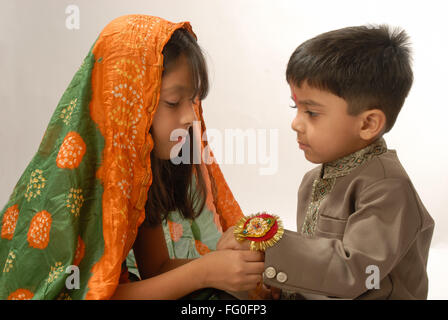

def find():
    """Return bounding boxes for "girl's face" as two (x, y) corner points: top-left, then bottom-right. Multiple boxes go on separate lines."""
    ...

(151, 54), (198, 160)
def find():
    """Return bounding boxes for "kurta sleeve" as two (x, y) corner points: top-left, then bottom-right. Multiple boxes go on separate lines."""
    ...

(264, 178), (422, 299)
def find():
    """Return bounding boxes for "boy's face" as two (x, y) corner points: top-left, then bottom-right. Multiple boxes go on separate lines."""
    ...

(290, 80), (365, 164)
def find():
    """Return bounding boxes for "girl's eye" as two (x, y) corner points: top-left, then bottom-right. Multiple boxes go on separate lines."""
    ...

(166, 101), (179, 107)
(289, 105), (297, 109)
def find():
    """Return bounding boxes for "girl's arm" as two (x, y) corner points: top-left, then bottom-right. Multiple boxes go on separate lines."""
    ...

(110, 224), (265, 299)
(131, 224), (189, 278)
(110, 256), (205, 299)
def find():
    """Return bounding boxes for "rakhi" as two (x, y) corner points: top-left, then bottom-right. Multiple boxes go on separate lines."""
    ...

(233, 212), (284, 251)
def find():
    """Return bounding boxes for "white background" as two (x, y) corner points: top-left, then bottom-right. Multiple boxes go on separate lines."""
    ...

(1, 0), (447, 299)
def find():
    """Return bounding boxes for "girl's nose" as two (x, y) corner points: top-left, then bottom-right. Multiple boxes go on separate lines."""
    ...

(180, 100), (195, 127)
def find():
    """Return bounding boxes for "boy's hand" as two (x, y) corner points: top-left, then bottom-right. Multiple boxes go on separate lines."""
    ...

(217, 226), (250, 251)
(264, 283), (281, 300)
(248, 282), (273, 300)
(248, 282), (282, 300)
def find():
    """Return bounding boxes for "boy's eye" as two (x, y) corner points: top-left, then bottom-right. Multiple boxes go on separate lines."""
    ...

(306, 110), (318, 117)
(289, 105), (318, 117)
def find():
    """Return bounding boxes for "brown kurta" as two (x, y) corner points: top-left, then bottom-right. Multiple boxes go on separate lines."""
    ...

(264, 138), (435, 299)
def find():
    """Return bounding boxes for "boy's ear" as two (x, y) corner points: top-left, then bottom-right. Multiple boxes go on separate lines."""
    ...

(358, 109), (386, 141)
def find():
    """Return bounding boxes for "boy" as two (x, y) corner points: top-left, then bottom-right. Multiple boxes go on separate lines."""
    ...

(263, 25), (435, 299)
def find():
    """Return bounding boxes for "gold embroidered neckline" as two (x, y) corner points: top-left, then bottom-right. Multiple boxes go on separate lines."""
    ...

(322, 138), (388, 179)
(301, 138), (388, 236)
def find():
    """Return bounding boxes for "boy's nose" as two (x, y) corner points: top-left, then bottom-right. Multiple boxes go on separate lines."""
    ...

(291, 114), (305, 134)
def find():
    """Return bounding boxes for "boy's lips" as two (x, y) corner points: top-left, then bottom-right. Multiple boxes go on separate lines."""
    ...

(297, 140), (309, 150)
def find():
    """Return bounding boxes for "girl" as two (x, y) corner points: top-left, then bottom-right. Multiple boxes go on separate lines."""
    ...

(0, 14), (263, 300)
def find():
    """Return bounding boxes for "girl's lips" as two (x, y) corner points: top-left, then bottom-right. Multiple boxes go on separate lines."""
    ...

(175, 135), (188, 145)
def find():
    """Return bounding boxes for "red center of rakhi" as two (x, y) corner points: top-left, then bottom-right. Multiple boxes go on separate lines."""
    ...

(243, 213), (278, 242)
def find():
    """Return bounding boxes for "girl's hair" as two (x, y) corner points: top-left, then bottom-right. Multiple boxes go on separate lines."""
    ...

(162, 28), (209, 100)
(144, 28), (209, 227)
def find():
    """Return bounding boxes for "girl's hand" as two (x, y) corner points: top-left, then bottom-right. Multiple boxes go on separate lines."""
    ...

(200, 249), (265, 292)
(217, 226), (250, 251)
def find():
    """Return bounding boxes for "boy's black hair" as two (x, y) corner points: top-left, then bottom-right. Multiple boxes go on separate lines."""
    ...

(286, 25), (413, 133)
